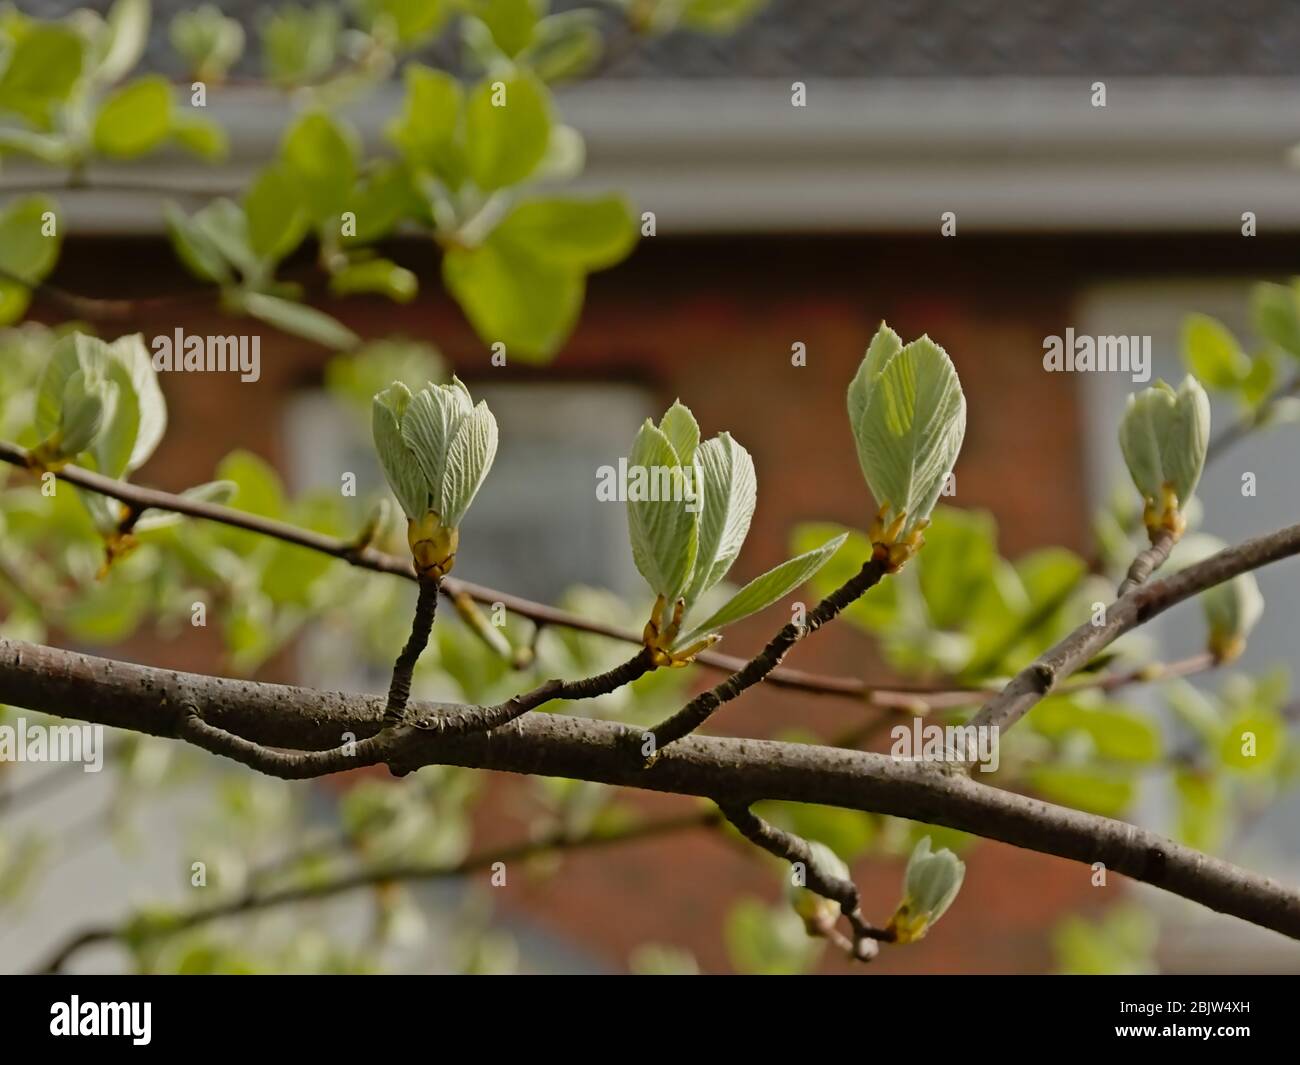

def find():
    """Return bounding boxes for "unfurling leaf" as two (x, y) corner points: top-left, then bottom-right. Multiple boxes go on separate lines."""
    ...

(886, 836), (965, 944)
(785, 840), (850, 933)
(1171, 534), (1264, 662)
(35, 332), (167, 477)
(675, 533), (848, 649)
(847, 325), (966, 546)
(626, 418), (698, 605)
(625, 402), (844, 658)
(1118, 375), (1209, 536)
(372, 377), (498, 578)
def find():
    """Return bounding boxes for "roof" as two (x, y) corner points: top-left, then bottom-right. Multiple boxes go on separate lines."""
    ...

(27, 0), (1300, 79)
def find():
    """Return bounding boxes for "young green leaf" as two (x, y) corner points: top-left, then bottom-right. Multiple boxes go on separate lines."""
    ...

(675, 532), (848, 648)
(887, 836), (966, 944)
(440, 402), (500, 527)
(400, 378), (474, 517)
(626, 420), (698, 603)
(35, 332), (165, 476)
(1118, 375), (1209, 527)
(847, 329), (966, 539)
(56, 367), (115, 458)
(658, 400), (700, 467)
(171, 115), (229, 161)
(683, 432), (755, 606)
(372, 382), (429, 520)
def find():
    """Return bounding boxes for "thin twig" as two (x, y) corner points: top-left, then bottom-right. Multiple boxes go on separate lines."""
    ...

(719, 801), (888, 961)
(36, 808), (723, 973)
(969, 524), (1300, 744)
(384, 576), (440, 725)
(1118, 527), (1178, 597)
(647, 556), (890, 751)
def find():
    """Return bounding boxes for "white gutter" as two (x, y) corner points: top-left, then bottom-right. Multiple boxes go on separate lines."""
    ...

(7, 77), (1300, 234)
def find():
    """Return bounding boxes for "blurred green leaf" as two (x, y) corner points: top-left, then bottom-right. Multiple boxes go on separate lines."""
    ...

(792, 521), (897, 631)
(495, 196), (637, 271)
(1034, 696), (1161, 763)
(260, 3), (340, 87)
(470, 0), (542, 57)
(0, 25), (85, 128)
(724, 898), (821, 975)
(443, 232), (582, 360)
(1251, 280), (1300, 358)
(1181, 313), (1249, 389)
(386, 63), (462, 173)
(916, 507), (997, 631)
(93, 76), (174, 158)
(1053, 905), (1157, 975)
(1174, 769), (1226, 852)
(281, 111), (357, 221)
(1218, 704), (1285, 772)
(233, 291), (359, 350)
(328, 257), (417, 302)
(359, 0), (449, 45)
(753, 801), (876, 861)
(170, 4), (246, 81)
(244, 166), (310, 263)
(464, 72), (551, 191)
(171, 115), (229, 160)
(1029, 765), (1136, 816)
(165, 201), (232, 284)
(0, 195), (62, 324)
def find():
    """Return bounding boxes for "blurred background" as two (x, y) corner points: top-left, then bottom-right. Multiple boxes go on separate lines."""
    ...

(4, 0), (1300, 974)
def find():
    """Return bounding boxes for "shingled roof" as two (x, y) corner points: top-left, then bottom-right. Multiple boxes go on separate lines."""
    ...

(27, 0), (1300, 79)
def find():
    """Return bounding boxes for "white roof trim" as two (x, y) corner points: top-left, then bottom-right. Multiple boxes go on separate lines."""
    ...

(8, 77), (1300, 234)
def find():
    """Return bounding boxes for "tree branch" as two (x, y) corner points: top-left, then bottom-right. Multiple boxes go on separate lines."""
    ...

(1118, 527), (1178, 597)
(719, 801), (886, 960)
(971, 521), (1300, 740)
(647, 556), (890, 751)
(408, 648), (657, 736)
(384, 575), (440, 725)
(4, 635), (1298, 938)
